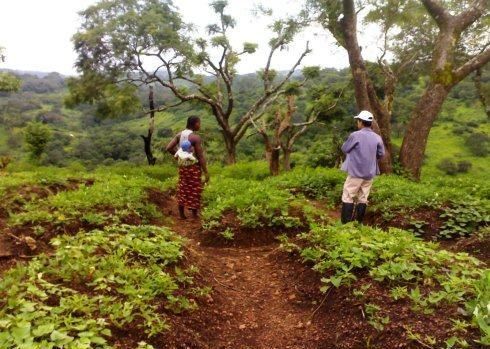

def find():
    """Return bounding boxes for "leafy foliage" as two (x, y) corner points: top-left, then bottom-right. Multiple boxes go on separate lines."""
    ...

(202, 176), (301, 229)
(439, 201), (490, 239)
(300, 223), (489, 344)
(24, 122), (52, 160)
(0, 225), (197, 348)
(272, 167), (345, 199)
(465, 132), (489, 157)
(8, 165), (175, 227)
(0, 72), (21, 93)
(437, 158), (472, 175)
(465, 270), (490, 346)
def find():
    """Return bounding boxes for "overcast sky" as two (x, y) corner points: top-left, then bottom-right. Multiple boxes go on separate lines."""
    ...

(0, 0), (382, 76)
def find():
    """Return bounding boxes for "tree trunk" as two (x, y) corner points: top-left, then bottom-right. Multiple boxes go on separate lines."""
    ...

(340, 0), (393, 173)
(283, 148), (292, 171)
(262, 134), (280, 176)
(474, 68), (490, 119)
(270, 146), (281, 176)
(399, 83), (449, 179)
(341, 0), (371, 111)
(223, 133), (237, 165)
(141, 86), (157, 166)
(399, 0), (490, 179)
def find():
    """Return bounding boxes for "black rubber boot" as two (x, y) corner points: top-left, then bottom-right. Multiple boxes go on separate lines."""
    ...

(341, 202), (355, 224)
(190, 208), (199, 219)
(178, 205), (187, 220)
(355, 203), (367, 223)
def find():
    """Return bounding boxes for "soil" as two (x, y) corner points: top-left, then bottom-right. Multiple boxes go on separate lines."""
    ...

(364, 206), (444, 241)
(140, 190), (484, 349)
(0, 179), (96, 270)
(0, 186), (486, 348)
(441, 233), (490, 265)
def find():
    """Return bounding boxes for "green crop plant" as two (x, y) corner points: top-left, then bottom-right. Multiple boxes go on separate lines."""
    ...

(202, 177), (302, 229)
(9, 170), (174, 228)
(271, 167), (345, 200)
(300, 223), (489, 344)
(407, 218), (428, 237)
(220, 228), (235, 240)
(439, 201), (489, 239)
(465, 270), (490, 345)
(364, 303), (390, 331)
(0, 225), (199, 348)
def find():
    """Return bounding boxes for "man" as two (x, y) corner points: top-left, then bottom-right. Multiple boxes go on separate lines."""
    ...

(166, 116), (210, 219)
(340, 110), (385, 224)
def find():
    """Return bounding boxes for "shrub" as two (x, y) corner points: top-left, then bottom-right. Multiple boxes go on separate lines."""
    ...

(437, 158), (472, 175)
(465, 132), (489, 157)
(24, 122), (52, 160)
(456, 160), (472, 173)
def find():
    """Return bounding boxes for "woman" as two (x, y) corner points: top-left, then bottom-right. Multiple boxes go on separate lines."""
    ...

(166, 116), (209, 219)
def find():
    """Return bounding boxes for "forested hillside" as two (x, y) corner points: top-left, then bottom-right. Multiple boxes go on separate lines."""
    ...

(0, 65), (488, 176)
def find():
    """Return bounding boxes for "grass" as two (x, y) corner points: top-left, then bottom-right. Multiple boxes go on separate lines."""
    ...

(422, 123), (490, 179)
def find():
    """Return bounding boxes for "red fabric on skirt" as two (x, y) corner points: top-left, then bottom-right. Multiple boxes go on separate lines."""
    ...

(177, 164), (202, 209)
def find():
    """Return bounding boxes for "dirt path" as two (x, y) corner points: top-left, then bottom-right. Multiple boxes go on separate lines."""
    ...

(152, 193), (332, 349)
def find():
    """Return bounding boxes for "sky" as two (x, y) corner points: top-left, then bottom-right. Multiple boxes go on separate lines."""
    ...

(0, 0), (383, 76)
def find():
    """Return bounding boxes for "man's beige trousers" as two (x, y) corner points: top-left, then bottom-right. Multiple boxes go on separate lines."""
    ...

(341, 175), (373, 204)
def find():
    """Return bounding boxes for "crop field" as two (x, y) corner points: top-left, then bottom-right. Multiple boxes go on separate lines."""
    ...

(0, 163), (488, 349)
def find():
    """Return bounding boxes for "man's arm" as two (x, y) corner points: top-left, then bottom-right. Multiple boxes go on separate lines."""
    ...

(341, 134), (358, 154)
(376, 138), (386, 159)
(193, 136), (209, 182)
(165, 135), (179, 156)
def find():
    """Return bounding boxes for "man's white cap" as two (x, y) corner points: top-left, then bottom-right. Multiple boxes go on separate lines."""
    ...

(354, 110), (374, 122)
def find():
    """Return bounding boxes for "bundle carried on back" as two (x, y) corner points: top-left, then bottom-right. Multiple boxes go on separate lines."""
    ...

(175, 130), (197, 166)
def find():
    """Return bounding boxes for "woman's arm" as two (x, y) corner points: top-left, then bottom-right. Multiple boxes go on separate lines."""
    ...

(193, 136), (209, 182)
(165, 134), (179, 156)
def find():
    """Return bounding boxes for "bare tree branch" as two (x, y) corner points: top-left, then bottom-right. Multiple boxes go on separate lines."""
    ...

(454, 0), (489, 33)
(232, 41), (311, 141)
(421, 0), (450, 28)
(144, 100), (186, 115)
(453, 47), (490, 83)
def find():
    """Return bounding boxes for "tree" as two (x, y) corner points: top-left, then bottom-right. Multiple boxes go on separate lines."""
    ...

(393, 0), (490, 178)
(24, 122), (52, 160)
(250, 67), (344, 175)
(0, 47), (21, 93)
(251, 91), (301, 175)
(142, 86), (157, 165)
(69, 0), (311, 164)
(474, 67), (490, 118)
(309, 0), (490, 179)
(307, 0), (396, 174)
